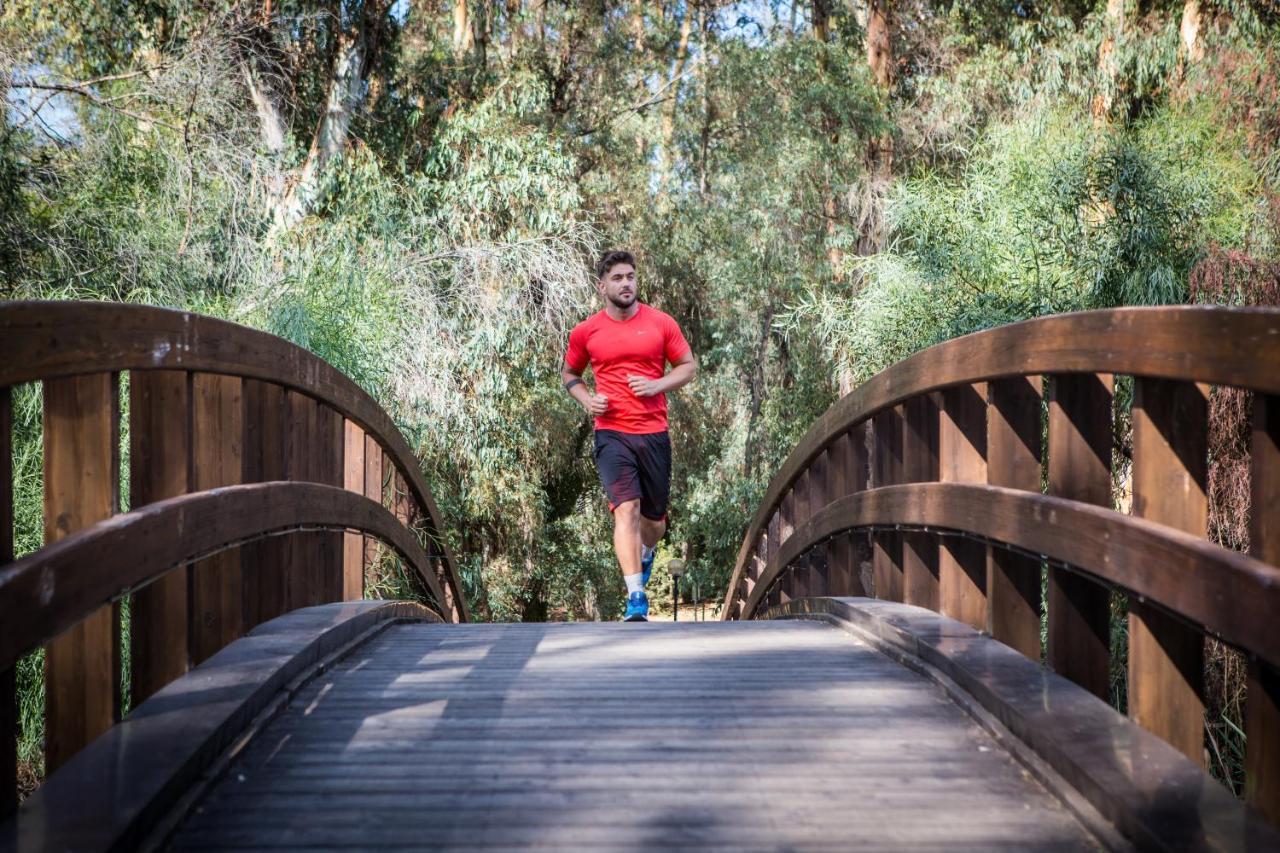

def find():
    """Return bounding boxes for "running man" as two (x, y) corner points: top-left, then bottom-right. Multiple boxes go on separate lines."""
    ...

(562, 250), (697, 621)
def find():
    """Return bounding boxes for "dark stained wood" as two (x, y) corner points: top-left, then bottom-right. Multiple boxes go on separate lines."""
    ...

(0, 301), (468, 621)
(343, 420), (366, 601)
(190, 373), (244, 666)
(43, 373), (119, 773)
(872, 407), (904, 602)
(1248, 393), (1280, 822)
(0, 483), (446, 672)
(1128, 378), (1206, 765)
(738, 483), (1280, 668)
(824, 429), (865, 596)
(363, 433), (383, 572)
(986, 377), (1043, 661)
(315, 405), (345, 605)
(902, 395), (939, 610)
(939, 383), (988, 631)
(128, 370), (191, 703)
(286, 391), (321, 610)
(1, 386), (13, 820)
(1044, 373), (1112, 701)
(242, 379), (289, 627)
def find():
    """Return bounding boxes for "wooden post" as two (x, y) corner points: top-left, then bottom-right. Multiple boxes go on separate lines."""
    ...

(1046, 373), (1113, 701)
(2, 386), (14, 819)
(902, 394), (939, 611)
(939, 383), (988, 630)
(43, 373), (119, 773)
(342, 420), (366, 602)
(190, 373), (243, 665)
(314, 405), (345, 604)
(363, 433), (383, 573)
(829, 425), (869, 597)
(1129, 378), (1207, 764)
(792, 468), (814, 598)
(987, 376), (1044, 660)
(1248, 392), (1280, 821)
(808, 450), (830, 597)
(128, 371), (191, 703)
(242, 380), (288, 627)
(872, 406), (904, 601)
(286, 391), (320, 609)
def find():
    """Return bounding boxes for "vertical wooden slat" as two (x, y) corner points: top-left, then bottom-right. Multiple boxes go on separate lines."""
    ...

(808, 450), (829, 596)
(128, 370), (191, 703)
(1248, 392), (1280, 822)
(343, 420), (366, 602)
(1046, 373), (1113, 701)
(779, 489), (795, 545)
(828, 425), (870, 597)
(190, 373), (243, 666)
(1129, 378), (1207, 764)
(792, 469), (813, 598)
(872, 406), (904, 601)
(987, 376), (1044, 660)
(314, 405), (344, 604)
(43, 373), (119, 773)
(363, 433), (383, 573)
(902, 394), (940, 610)
(939, 383), (988, 630)
(286, 391), (320, 609)
(242, 380), (288, 627)
(2, 386), (14, 818)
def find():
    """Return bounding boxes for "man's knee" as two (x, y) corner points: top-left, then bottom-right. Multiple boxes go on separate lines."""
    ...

(614, 499), (641, 524)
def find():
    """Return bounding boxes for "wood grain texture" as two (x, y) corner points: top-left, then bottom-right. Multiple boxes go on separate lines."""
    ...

(1045, 373), (1112, 701)
(1128, 378), (1206, 765)
(939, 383), (988, 631)
(362, 433), (383, 573)
(901, 394), (939, 611)
(128, 370), (191, 703)
(170, 621), (1103, 851)
(314, 404), (345, 605)
(871, 407), (904, 602)
(1, 386), (13, 819)
(285, 391), (321, 611)
(190, 373), (244, 666)
(42, 373), (119, 774)
(735, 483), (1280, 670)
(242, 379), (289, 627)
(342, 420), (365, 601)
(0, 483), (445, 672)
(0, 301), (468, 621)
(1248, 393), (1280, 822)
(721, 306), (1280, 619)
(986, 376), (1043, 661)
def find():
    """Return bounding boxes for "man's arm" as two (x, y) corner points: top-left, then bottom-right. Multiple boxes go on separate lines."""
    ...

(627, 350), (697, 398)
(562, 363), (609, 415)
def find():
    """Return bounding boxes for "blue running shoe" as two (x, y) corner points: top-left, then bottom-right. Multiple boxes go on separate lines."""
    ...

(641, 546), (656, 587)
(624, 590), (649, 622)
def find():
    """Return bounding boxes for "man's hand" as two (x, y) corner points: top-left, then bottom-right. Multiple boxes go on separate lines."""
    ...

(627, 375), (662, 398)
(585, 393), (609, 415)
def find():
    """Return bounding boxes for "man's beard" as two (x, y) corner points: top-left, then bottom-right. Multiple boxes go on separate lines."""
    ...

(607, 291), (636, 309)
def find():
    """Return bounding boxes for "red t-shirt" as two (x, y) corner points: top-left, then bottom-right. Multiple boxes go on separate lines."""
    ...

(564, 303), (691, 434)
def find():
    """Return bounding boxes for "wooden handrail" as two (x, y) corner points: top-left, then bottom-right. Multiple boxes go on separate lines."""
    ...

(741, 483), (1280, 665)
(0, 300), (467, 620)
(0, 482), (441, 673)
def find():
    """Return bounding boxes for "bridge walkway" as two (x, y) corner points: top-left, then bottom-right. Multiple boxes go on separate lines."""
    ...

(171, 621), (1106, 851)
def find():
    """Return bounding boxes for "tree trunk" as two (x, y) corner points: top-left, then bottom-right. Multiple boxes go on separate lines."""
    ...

(658, 6), (695, 191)
(857, 0), (893, 260)
(453, 0), (473, 60)
(814, 0), (841, 272)
(1092, 0), (1132, 123)
(1180, 0), (1204, 64)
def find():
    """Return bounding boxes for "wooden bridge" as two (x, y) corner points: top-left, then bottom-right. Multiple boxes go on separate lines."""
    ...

(2, 302), (1280, 850)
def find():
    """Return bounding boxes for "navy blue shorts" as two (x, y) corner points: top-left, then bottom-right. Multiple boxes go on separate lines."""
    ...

(593, 430), (671, 521)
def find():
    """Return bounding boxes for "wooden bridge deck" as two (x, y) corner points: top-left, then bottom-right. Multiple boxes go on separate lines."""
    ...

(171, 621), (1109, 851)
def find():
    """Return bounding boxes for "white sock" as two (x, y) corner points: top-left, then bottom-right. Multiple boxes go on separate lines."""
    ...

(625, 573), (645, 595)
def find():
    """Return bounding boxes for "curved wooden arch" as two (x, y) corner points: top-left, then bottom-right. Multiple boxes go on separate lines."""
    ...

(724, 306), (1280, 618)
(0, 300), (468, 621)
(0, 482), (444, 672)
(738, 482), (1280, 665)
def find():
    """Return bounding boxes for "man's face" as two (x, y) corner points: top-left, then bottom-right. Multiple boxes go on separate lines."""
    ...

(598, 263), (637, 309)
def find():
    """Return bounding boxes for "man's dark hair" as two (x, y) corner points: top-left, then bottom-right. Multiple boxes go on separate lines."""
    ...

(596, 250), (635, 280)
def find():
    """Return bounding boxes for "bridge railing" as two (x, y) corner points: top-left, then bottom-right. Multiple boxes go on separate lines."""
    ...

(0, 301), (468, 817)
(722, 306), (1280, 823)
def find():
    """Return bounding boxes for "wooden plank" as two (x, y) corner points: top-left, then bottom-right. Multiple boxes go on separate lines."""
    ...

(343, 420), (366, 601)
(1129, 378), (1206, 765)
(190, 373), (244, 666)
(1045, 373), (1113, 701)
(939, 383), (988, 630)
(987, 376), (1044, 661)
(1248, 392), (1280, 821)
(128, 370), (191, 703)
(902, 394), (939, 611)
(363, 433), (383, 573)
(1, 386), (13, 819)
(286, 391), (320, 610)
(872, 407), (904, 602)
(808, 451), (830, 597)
(315, 405), (345, 604)
(43, 373), (119, 773)
(242, 379), (289, 627)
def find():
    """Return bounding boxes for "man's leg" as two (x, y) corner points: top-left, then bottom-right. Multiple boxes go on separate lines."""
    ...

(640, 515), (666, 550)
(613, 499), (644, 578)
